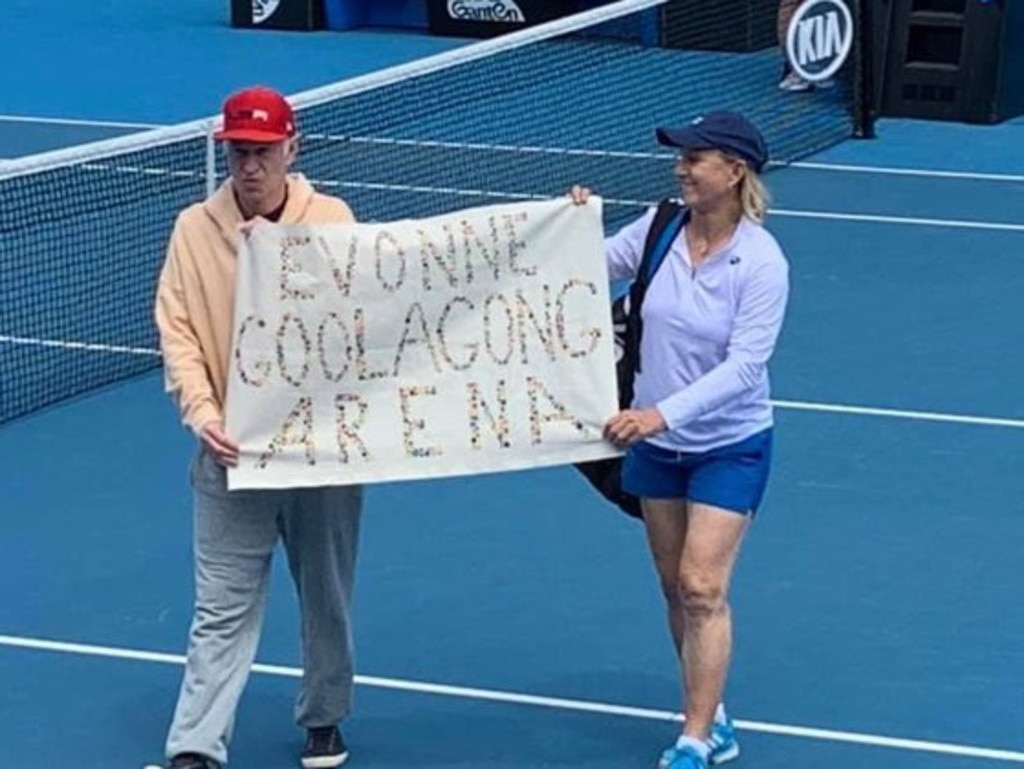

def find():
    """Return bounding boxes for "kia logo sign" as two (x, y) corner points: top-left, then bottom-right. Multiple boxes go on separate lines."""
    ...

(785, 0), (854, 83)
(252, 0), (282, 25)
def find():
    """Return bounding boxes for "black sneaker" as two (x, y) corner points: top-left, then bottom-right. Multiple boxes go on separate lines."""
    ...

(164, 754), (220, 769)
(301, 726), (349, 769)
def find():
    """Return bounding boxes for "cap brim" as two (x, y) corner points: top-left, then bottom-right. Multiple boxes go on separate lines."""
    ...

(214, 128), (290, 143)
(655, 126), (713, 150)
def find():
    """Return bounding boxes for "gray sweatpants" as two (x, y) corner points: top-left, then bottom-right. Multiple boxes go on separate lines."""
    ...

(165, 449), (363, 765)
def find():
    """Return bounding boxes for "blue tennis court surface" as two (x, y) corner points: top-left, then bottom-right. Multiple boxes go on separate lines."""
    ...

(2, 0), (1024, 767)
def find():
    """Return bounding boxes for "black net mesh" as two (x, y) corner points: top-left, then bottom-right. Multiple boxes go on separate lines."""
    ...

(0, 0), (866, 423)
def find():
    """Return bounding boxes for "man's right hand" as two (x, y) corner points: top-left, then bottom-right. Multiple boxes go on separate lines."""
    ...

(200, 421), (240, 467)
(569, 185), (592, 205)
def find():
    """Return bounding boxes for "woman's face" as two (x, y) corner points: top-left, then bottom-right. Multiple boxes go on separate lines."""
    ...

(674, 149), (744, 212)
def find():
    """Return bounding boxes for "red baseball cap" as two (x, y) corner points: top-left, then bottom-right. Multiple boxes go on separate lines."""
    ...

(214, 86), (296, 143)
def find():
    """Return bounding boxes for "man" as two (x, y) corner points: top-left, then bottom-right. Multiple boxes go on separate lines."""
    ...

(149, 85), (363, 769)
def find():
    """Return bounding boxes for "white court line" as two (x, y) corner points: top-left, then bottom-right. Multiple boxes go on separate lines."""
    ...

(0, 113), (161, 130)
(11, 155), (1019, 230)
(3, 334), (1024, 430)
(317, 182), (1024, 232)
(1, 633), (1022, 763)
(4, 116), (1023, 183)
(786, 160), (1024, 184)
(771, 207), (1024, 232)
(338, 135), (1024, 183)
(772, 400), (1024, 429)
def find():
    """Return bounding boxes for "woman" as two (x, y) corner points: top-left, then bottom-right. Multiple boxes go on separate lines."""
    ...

(571, 111), (789, 769)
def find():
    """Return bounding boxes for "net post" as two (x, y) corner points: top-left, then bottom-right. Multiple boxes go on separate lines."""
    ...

(204, 120), (217, 198)
(854, 0), (877, 139)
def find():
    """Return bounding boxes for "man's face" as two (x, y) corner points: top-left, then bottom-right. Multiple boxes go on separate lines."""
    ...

(226, 138), (296, 216)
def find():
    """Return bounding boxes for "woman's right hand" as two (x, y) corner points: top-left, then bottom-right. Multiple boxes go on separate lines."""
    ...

(569, 185), (592, 205)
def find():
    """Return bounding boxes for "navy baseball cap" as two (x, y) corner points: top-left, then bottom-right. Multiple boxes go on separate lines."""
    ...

(656, 111), (769, 173)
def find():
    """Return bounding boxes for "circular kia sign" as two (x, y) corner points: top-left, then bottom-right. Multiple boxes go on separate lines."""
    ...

(785, 0), (855, 83)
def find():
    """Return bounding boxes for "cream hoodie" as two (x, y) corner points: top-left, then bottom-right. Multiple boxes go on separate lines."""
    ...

(154, 173), (354, 434)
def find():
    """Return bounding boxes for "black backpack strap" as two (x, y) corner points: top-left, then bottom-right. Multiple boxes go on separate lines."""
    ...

(622, 199), (688, 393)
(638, 198), (689, 288)
(573, 199), (687, 521)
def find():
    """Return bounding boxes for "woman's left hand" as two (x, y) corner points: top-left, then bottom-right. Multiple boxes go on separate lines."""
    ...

(604, 408), (666, 446)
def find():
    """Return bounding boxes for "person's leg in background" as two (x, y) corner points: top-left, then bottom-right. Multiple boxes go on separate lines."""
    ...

(777, 0), (812, 91)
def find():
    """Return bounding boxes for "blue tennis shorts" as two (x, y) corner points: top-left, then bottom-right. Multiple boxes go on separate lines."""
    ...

(621, 428), (773, 515)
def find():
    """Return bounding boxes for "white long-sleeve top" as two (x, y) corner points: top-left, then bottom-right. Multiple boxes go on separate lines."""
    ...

(606, 207), (790, 452)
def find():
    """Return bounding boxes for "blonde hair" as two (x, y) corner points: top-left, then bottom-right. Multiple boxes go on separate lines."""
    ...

(738, 165), (771, 223)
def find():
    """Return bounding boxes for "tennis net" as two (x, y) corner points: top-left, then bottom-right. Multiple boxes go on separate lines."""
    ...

(0, 0), (872, 424)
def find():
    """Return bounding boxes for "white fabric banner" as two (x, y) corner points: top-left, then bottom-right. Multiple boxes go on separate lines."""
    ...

(225, 197), (621, 490)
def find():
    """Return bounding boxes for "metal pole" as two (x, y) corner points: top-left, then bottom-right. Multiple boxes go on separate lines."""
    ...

(205, 120), (217, 198)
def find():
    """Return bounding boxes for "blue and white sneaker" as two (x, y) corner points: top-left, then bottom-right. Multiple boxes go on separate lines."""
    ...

(706, 712), (740, 765)
(658, 709), (739, 768)
(659, 744), (708, 769)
